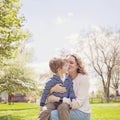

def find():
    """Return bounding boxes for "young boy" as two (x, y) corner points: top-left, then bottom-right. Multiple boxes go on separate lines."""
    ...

(38, 57), (76, 120)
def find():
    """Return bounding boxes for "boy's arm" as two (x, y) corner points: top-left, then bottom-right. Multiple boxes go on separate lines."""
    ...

(40, 80), (55, 106)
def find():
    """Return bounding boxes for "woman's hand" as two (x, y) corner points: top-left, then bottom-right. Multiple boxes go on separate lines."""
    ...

(50, 84), (66, 93)
(46, 95), (60, 103)
(70, 99), (79, 110)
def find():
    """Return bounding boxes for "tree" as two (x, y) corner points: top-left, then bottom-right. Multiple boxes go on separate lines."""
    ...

(0, 0), (30, 64)
(111, 61), (120, 96)
(0, 54), (36, 94)
(75, 27), (120, 102)
(0, 0), (37, 95)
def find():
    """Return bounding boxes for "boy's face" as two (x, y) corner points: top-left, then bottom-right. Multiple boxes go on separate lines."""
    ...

(61, 62), (68, 74)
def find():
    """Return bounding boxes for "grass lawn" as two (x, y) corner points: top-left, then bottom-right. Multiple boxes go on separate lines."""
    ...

(91, 103), (120, 120)
(0, 102), (120, 120)
(0, 103), (39, 120)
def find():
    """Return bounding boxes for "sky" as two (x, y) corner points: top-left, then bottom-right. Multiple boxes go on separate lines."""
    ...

(20, 0), (120, 73)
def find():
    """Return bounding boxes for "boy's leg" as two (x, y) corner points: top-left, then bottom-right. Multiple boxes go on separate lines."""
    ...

(57, 103), (70, 120)
(38, 103), (56, 120)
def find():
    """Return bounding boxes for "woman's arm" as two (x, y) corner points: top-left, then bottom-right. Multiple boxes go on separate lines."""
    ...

(71, 75), (89, 109)
(47, 95), (60, 103)
(46, 84), (67, 103)
(50, 83), (66, 93)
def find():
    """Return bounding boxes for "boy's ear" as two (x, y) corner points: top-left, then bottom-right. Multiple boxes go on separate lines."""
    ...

(57, 68), (61, 73)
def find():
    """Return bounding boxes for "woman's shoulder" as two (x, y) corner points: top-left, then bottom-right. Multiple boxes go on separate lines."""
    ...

(78, 73), (88, 78)
(77, 73), (89, 83)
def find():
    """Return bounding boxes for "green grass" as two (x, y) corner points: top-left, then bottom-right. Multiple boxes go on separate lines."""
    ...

(0, 103), (39, 120)
(0, 103), (120, 120)
(91, 103), (120, 120)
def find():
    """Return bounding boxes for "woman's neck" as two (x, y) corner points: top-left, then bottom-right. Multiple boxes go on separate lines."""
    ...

(70, 72), (78, 80)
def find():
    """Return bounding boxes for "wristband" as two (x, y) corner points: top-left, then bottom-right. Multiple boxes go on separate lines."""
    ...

(59, 97), (63, 103)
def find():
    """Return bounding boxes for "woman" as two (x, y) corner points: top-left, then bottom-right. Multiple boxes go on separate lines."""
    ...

(47, 54), (91, 120)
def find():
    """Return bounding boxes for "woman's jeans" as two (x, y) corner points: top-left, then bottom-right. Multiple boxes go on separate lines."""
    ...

(50, 109), (90, 120)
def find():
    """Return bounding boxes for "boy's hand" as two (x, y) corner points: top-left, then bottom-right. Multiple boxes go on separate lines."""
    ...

(40, 106), (47, 111)
(63, 97), (71, 104)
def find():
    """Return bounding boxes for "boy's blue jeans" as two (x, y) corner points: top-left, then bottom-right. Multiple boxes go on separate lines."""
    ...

(50, 109), (90, 120)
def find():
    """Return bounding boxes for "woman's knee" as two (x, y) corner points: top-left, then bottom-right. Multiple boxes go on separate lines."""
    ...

(50, 110), (58, 120)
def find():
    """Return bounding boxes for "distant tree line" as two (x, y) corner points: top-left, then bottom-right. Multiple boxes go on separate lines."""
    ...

(59, 27), (120, 102)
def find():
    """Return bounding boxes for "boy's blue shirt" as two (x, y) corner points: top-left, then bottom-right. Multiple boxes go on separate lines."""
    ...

(40, 74), (76, 106)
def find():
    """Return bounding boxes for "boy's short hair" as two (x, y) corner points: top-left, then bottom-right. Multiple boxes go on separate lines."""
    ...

(49, 57), (65, 73)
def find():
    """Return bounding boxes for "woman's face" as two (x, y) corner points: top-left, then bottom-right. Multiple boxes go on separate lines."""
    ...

(66, 55), (78, 74)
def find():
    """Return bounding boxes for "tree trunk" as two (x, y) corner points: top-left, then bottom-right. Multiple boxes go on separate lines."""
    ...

(104, 87), (110, 102)
(116, 89), (119, 96)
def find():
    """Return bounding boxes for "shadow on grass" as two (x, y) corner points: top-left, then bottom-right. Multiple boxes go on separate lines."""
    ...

(0, 115), (22, 120)
(0, 107), (37, 111)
